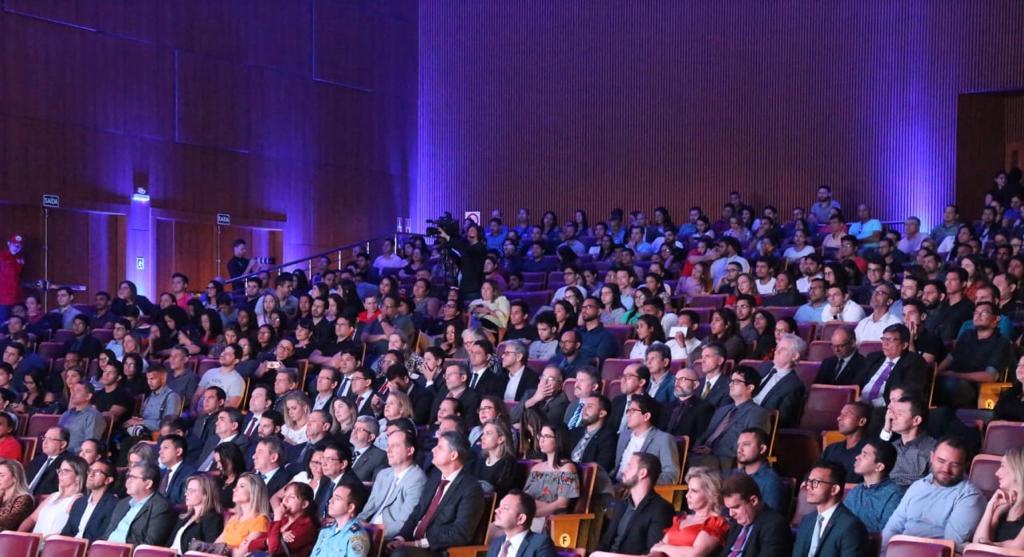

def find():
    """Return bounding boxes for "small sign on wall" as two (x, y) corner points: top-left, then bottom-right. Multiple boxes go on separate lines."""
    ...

(42, 194), (60, 208)
(464, 211), (481, 225)
(217, 213), (231, 226)
(136, 257), (145, 270)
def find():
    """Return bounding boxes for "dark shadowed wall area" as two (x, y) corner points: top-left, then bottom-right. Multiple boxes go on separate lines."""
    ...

(415, 1), (1024, 233)
(0, 0), (416, 300)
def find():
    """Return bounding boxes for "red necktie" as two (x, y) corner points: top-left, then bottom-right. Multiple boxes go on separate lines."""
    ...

(413, 478), (450, 539)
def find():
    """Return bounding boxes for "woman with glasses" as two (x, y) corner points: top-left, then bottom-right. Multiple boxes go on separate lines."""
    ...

(20, 455), (87, 535)
(171, 475), (224, 554)
(213, 473), (271, 557)
(522, 423), (579, 532)
(0, 459), (33, 530)
(649, 467), (729, 556)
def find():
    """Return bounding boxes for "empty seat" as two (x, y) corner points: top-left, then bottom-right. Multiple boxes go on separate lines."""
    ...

(36, 341), (65, 361)
(27, 413), (61, 439)
(796, 322), (816, 343)
(858, 341), (882, 356)
(982, 420), (1024, 455)
(970, 454), (1001, 498)
(806, 340), (834, 362)
(688, 294), (726, 308)
(799, 385), (858, 431)
(0, 532), (42, 557)
(885, 535), (955, 557)
(41, 536), (88, 557)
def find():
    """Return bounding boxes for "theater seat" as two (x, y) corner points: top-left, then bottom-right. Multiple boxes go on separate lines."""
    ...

(982, 420), (1024, 455)
(963, 542), (1024, 556)
(27, 413), (61, 439)
(858, 341), (882, 356)
(0, 532), (42, 557)
(689, 295), (726, 308)
(41, 536), (88, 557)
(970, 454), (1001, 498)
(36, 341), (64, 362)
(806, 340), (833, 362)
(885, 535), (955, 557)
(817, 321), (857, 341)
(600, 358), (637, 382)
(795, 361), (820, 389)
(773, 429), (821, 481)
(799, 385), (858, 431)
(133, 545), (178, 557)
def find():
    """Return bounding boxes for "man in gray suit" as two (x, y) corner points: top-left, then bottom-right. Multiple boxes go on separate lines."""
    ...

(691, 365), (770, 473)
(350, 416), (388, 482)
(357, 428), (426, 539)
(486, 490), (557, 557)
(612, 394), (679, 485)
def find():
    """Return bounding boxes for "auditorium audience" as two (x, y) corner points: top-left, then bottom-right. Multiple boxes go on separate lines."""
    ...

(793, 461), (870, 556)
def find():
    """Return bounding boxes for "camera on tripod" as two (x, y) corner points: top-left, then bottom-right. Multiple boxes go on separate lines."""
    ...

(425, 212), (460, 240)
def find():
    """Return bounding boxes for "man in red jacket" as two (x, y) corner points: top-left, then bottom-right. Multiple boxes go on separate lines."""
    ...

(0, 235), (25, 322)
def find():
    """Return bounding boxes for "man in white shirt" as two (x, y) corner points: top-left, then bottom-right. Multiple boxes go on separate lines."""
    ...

(372, 238), (406, 271)
(709, 238), (750, 285)
(795, 254), (824, 294)
(666, 310), (703, 362)
(821, 284), (866, 323)
(853, 283), (903, 342)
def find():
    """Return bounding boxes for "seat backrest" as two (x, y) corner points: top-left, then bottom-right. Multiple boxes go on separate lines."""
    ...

(0, 532), (43, 557)
(886, 535), (955, 557)
(858, 341), (882, 357)
(777, 476), (797, 521)
(53, 329), (75, 344)
(799, 385), (858, 431)
(963, 542), (1024, 556)
(970, 454), (1002, 498)
(17, 436), (37, 467)
(676, 436), (690, 478)
(41, 536), (88, 557)
(363, 524), (385, 557)
(562, 378), (577, 401)
(196, 358), (220, 378)
(983, 420), (1024, 455)
(806, 340), (832, 361)
(37, 341), (65, 361)
(817, 321), (857, 341)
(604, 379), (622, 399)
(601, 358), (637, 382)
(689, 295), (725, 308)
(133, 545), (178, 557)
(789, 484), (816, 529)
(27, 413), (61, 439)
(574, 462), (599, 513)
(795, 361), (820, 389)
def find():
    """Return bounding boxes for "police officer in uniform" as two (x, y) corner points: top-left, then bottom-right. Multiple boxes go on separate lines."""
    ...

(310, 483), (371, 557)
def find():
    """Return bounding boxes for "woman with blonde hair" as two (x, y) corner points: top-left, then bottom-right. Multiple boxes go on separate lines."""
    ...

(281, 392), (311, 445)
(214, 473), (271, 557)
(170, 474), (224, 554)
(376, 391), (414, 449)
(20, 455), (87, 535)
(648, 467), (729, 556)
(0, 459), (33, 530)
(974, 446), (1024, 548)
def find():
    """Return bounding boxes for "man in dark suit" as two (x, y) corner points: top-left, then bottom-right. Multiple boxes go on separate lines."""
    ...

(62, 458), (118, 540)
(390, 431), (486, 556)
(253, 436), (297, 497)
(429, 361), (482, 425)
(568, 394), (617, 473)
(691, 367), (771, 473)
(157, 434), (196, 505)
(185, 387), (226, 463)
(101, 462), (176, 546)
(486, 490), (557, 557)
(240, 384), (274, 440)
(346, 367), (380, 418)
(857, 324), (928, 408)
(815, 326), (867, 386)
(660, 366), (714, 439)
(753, 335), (807, 428)
(597, 453), (674, 555)
(314, 442), (366, 518)
(720, 473), (793, 557)
(350, 415), (388, 482)
(792, 461), (871, 557)
(608, 363), (650, 435)
(696, 343), (732, 409)
(193, 407), (250, 471)
(384, 364), (433, 425)
(498, 340), (539, 402)
(26, 426), (70, 495)
(510, 365), (569, 424)
(466, 339), (509, 398)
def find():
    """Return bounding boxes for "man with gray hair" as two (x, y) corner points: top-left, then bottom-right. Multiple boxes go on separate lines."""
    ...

(350, 415), (388, 482)
(753, 333), (807, 428)
(499, 340), (539, 402)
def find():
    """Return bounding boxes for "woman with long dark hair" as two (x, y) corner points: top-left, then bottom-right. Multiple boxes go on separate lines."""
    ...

(522, 423), (579, 532)
(706, 308), (746, 361)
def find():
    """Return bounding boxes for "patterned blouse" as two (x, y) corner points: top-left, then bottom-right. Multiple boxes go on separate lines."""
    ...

(523, 468), (579, 504)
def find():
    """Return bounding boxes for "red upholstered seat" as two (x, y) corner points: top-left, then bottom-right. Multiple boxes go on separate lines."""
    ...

(982, 420), (1024, 455)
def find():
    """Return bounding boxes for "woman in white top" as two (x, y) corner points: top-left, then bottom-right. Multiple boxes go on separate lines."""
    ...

(629, 315), (668, 360)
(280, 392), (310, 445)
(783, 229), (816, 263)
(468, 279), (511, 332)
(19, 455), (86, 536)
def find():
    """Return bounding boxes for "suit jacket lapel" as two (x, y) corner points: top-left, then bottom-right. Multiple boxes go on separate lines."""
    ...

(380, 470), (400, 508)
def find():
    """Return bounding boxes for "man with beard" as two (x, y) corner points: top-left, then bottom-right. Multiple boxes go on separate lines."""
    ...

(594, 453), (674, 556)
(567, 394), (617, 473)
(660, 367), (713, 439)
(888, 275), (921, 318)
(881, 437), (986, 553)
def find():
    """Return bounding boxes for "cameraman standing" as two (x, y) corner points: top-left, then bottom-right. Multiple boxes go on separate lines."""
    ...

(438, 223), (487, 301)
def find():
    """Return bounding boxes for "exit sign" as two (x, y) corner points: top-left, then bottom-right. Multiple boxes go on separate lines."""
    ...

(42, 194), (60, 208)
(217, 213), (231, 225)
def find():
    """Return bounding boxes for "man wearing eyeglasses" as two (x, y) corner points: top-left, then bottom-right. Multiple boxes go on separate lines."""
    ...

(852, 283), (902, 343)
(815, 327), (866, 386)
(935, 300), (1014, 408)
(61, 459), (118, 541)
(660, 367), (713, 439)
(101, 462), (175, 546)
(691, 367), (771, 473)
(858, 324), (928, 409)
(792, 461), (870, 557)
(25, 426), (70, 495)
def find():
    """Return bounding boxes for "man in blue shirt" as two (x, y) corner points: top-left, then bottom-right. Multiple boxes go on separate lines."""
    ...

(101, 462), (174, 545)
(847, 204), (883, 250)
(731, 428), (784, 511)
(843, 438), (904, 533)
(311, 483), (371, 557)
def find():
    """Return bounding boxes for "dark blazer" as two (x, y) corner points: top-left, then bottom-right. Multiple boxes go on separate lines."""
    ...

(510, 390), (568, 425)
(192, 434), (250, 469)
(791, 504), (871, 557)
(598, 491), (674, 555)
(60, 490), (119, 541)
(170, 512), (224, 554)
(607, 394), (630, 433)
(660, 396), (715, 439)
(567, 426), (618, 473)
(697, 400), (770, 457)
(700, 373), (732, 409)
(263, 466), (297, 497)
(815, 353), (867, 386)
(429, 387), (482, 425)
(504, 367), (540, 401)
(406, 383), (434, 425)
(185, 413), (217, 463)
(315, 470), (366, 518)
(855, 350), (929, 403)
(720, 506), (792, 557)
(351, 445), (388, 482)
(25, 452), (67, 495)
(398, 468), (486, 549)
(647, 376), (675, 405)
(486, 530), (558, 557)
(100, 492), (176, 546)
(161, 462), (198, 505)
(347, 391), (377, 418)
(468, 366), (509, 398)
(754, 364), (806, 428)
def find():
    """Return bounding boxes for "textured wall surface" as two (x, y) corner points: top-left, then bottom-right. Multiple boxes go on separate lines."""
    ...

(0, 0), (416, 297)
(416, 1), (1024, 232)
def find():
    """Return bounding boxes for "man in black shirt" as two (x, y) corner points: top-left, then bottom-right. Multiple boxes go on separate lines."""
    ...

(438, 225), (487, 301)
(936, 300), (1013, 408)
(938, 268), (974, 342)
(227, 239), (259, 282)
(502, 300), (538, 342)
(902, 300), (945, 365)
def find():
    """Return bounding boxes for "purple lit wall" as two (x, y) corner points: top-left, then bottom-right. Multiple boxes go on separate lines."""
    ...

(415, 1), (1024, 232)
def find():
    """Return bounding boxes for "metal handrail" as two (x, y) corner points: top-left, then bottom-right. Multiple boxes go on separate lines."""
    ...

(231, 233), (428, 283)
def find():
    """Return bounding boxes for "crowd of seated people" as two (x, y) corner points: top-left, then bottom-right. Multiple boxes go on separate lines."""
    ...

(0, 173), (1023, 555)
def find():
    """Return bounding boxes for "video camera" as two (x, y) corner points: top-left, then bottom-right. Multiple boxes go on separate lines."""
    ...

(425, 212), (460, 240)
